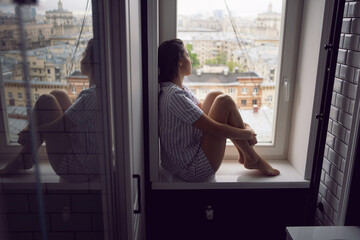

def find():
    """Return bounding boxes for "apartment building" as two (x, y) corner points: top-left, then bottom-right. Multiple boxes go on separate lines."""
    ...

(0, 23), (52, 51)
(66, 70), (89, 102)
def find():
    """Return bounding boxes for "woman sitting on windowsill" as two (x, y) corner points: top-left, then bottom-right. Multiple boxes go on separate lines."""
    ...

(0, 39), (99, 182)
(158, 39), (280, 182)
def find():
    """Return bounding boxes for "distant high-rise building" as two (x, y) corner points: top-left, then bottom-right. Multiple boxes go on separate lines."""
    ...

(213, 9), (224, 19)
(15, 6), (36, 23)
(45, 0), (74, 36)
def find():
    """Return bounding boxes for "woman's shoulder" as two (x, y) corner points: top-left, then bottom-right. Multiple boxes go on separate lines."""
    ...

(160, 82), (184, 96)
(77, 86), (96, 98)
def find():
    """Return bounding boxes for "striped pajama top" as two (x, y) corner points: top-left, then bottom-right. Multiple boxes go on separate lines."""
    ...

(159, 81), (204, 174)
(58, 85), (99, 182)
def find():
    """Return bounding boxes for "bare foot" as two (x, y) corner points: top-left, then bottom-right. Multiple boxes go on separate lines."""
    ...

(244, 157), (280, 176)
(0, 153), (33, 175)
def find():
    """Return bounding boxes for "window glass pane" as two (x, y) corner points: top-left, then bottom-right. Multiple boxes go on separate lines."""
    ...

(1, 1), (93, 143)
(177, 0), (283, 143)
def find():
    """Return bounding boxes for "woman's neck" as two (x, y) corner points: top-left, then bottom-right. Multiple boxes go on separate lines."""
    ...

(88, 73), (95, 86)
(172, 74), (184, 89)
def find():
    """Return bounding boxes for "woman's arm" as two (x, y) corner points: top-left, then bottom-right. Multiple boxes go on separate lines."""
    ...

(192, 113), (253, 140)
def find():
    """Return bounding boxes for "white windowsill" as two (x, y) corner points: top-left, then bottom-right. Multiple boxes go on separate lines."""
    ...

(152, 160), (310, 190)
(0, 163), (101, 193)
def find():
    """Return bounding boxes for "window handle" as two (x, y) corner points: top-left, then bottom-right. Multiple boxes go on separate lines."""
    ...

(133, 174), (141, 214)
(284, 77), (290, 102)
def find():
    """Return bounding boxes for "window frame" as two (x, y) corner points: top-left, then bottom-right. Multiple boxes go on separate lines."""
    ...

(0, 6), (90, 162)
(158, 0), (302, 159)
(147, 0), (306, 181)
(228, 87), (235, 94)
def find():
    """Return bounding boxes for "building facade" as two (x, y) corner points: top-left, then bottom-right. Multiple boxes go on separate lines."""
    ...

(3, 79), (68, 107)
(66, 70), (89, 102)
(186, 71), (264, 110)
(0, 23), (52, 51)
(45, 0), (74, 36)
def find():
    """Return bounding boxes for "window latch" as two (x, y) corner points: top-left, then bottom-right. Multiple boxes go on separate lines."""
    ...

(316, 113), (324, 120)
(283, 77), (290, 102)
(324, 44), (333, 50)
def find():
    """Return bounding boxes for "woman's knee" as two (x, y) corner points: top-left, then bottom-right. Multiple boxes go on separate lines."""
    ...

(37, 93), (57, 103)
(214, 94), (236, 107)
(50, 90), (68, 98)
(35, 94), (59, 110)
(205, 91), (223, 101)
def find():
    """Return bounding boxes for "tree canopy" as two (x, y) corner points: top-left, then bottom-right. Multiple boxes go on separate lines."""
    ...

(186, 43), (200, 69)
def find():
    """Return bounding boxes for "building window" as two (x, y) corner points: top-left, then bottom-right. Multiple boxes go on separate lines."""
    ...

(199, 88), (209, 94)
(252, 99), (257, 105)
(241, 99), (246, 106)
(0, 3), (94, 145)
(72, 86), (76, 93)
(267, 96), (273, 102)
(228, 87), (235, 94)
(242, 87), (247, 94)
(253, 87), (258, 95)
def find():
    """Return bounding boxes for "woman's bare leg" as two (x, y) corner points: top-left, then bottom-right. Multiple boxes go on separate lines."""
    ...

(201, 94), (279, 175)
(35, 94), (71, 171)
(50, 90), (73, 113)
(0, 94), (71, 174)
(201, 92), (245, 164)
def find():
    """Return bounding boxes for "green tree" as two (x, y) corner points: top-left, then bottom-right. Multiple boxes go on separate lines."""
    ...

(186, 44), (200, 69)
(227, 60), (236, 72)
(205, 51), (227, 65)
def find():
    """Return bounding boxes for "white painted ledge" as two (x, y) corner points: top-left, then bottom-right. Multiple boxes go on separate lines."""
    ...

(0, 163), (100, 193)
(152, 160), (310, 190)
(286, 226), (360, 240)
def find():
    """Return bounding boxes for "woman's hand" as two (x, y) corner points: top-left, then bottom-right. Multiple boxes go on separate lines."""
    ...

(244, 123), (257, 146)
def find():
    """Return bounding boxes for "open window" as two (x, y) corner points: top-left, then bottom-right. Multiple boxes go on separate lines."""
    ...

(147, 0), (337, 188)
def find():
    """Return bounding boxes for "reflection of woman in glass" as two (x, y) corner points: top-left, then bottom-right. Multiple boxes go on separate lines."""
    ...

(0, 39), (99, 182)
(158, 39), (280, 182)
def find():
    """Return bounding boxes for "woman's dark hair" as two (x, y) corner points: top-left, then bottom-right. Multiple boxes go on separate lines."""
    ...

(158, 39), (186, 83)
(82, 38), (95, 65)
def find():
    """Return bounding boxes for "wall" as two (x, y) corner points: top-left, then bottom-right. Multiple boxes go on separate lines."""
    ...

(288, 0), (326, 176)
(316, 0), (360, 225)
(0, 186), (104, 240)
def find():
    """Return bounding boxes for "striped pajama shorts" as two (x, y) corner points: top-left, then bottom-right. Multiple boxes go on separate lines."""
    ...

(178, 147), (215, 182)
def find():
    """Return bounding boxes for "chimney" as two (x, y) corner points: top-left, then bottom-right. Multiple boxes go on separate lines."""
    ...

(196, 69), (202, 76)
(223, 68), (229, 75)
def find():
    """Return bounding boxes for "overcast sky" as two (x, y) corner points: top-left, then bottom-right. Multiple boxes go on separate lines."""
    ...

(0, 0), (90, 15)
(1, 0), (281, 17)
(178, 0), (282, 17)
